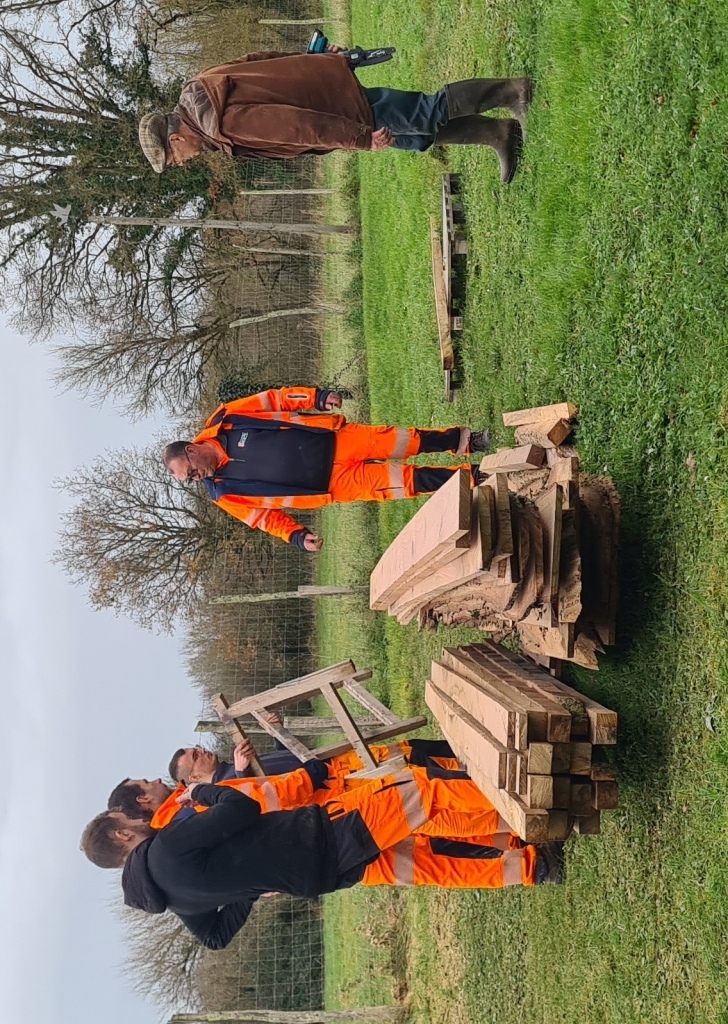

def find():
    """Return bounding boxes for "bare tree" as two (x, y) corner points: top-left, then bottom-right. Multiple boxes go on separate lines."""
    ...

(118, 900), (204, 1012)
(54, 443), (222, 631)
(0, 17), (252, 339)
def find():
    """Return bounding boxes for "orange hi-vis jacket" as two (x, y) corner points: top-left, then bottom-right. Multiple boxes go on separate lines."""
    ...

(151, 769), (323, 829)
(150, 743), (445, 829)
(193, 387), (347, 545)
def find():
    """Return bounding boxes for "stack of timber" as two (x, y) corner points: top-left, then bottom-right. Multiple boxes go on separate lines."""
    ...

(425, 641), (618, 841)
(368, 402), (621, 671)
(430, 173), (467, 401)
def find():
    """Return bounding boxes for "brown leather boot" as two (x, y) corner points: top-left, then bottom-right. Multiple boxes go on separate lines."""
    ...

(445, 78), (533, 125)
(434, 116), (523, 184)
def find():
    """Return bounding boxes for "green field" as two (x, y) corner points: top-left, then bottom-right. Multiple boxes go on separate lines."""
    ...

(316, 1), (728, 1022)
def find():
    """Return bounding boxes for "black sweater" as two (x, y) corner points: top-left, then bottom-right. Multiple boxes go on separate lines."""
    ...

(122, 784), (338, 949)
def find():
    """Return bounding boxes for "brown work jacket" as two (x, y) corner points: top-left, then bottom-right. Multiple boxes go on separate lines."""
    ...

(176, 51), (374, 160)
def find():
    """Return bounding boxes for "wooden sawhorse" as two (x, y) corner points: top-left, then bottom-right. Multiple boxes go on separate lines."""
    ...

(212, 660), (426, 780)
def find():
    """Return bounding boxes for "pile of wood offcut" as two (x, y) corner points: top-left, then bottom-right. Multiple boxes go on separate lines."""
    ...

(368, 402), (621, 671)
(425, 641), (618, 841)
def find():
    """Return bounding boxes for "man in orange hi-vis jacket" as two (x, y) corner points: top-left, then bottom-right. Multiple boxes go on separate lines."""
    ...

(86, 767), (565, 948)
(107, 737), (466, 826)
(162, 386), (491, 550)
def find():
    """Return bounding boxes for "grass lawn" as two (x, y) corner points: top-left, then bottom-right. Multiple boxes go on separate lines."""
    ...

(318, 1), (728, 1022)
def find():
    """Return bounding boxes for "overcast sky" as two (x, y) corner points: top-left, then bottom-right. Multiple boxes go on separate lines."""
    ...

(0, 315), (202, 1024)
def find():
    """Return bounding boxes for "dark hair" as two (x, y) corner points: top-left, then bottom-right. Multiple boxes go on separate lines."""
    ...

(163, 441), (192, 468)
(80, 811), (128, 869)
(168, 748), (186, 783)
(107, 778), (152, 822)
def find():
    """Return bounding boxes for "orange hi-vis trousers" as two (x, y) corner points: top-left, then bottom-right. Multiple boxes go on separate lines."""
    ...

(326, 769), (536, 889)
(328, 423), (472, 503)
(325, 767), (514, 843)
(324, 740), (462, 795)
(363, 834), (535, 889)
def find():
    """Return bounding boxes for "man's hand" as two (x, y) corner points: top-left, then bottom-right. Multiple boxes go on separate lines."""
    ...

(303, 533), (324, 552)
(265, 711), (283, 728)
(370, 127), (394, 151)
(176, 784), (199, 806)
(233, 739), (258, 773)
(323, 391), (342, 410)
(325, 43), (344, 53)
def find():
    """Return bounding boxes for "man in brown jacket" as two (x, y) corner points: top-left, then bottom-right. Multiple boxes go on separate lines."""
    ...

(138, 49), (532, 183)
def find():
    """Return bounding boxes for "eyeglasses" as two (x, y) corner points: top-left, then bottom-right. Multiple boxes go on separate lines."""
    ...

(182, 451), (197, 483)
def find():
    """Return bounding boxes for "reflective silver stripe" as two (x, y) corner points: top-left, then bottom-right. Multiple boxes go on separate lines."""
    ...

(501, 849), (524, 886)
(386, 463), (407, 499)
(258, 496), (298, 509)
(496, 815), (511, 834)
(255, 393), (273, 411)
(386, 742), (401, 758)
(390, 428), (412, 461)
(259, 781), (280, 811)
(488, 833), (513, 852)
(392, 837), (416, 885)
(396, 773), (427, 832)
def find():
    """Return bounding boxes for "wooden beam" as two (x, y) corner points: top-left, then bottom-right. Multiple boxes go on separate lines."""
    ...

(569, 742), (593, 776)
(425, 681), (548, 842)
(477, 445), (545, 474)
(430, 217), (455, 370)
(552, 775), (571, 809)
(526, 742), (553, 775)
(441, 648), (531, 747)
(340, 680), (399, 725)
(224, 662), (357, 715)
(502, 403), (579, 427)
(170, 1008), (405, 1023)
(546, 678), (618, 744)
(369, 468), (472, 610)
(211, 694), (265, 776)
(572, 811), (601, 835)
(320, 683), (378, 771)
(313, 716), (428, 759)
(425, 680), (508, 789)
(478, 472), (514, 561)
(569, 780), (594, 816)
(431, 660), (518, 749)
(535, 483), (564, 608)
(466, 644), (572, 743)
(389, 493), (489, 624)
(249, 710), (319, 764)
(592, 779), (619, 810)
(526, 775), (554, 809)
(551, 743), (572, 774)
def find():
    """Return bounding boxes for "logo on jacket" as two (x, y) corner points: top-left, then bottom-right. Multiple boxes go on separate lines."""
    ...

(237, 432), (249, 448)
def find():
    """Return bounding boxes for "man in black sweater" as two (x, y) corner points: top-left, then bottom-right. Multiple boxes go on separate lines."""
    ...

(83, 772), (565, 948)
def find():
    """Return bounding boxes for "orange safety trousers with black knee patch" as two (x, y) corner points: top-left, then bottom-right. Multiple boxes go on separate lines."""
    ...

(362, 834), (536, 889)
(324, 767), (517, 849)
(329, 423), (471, 503)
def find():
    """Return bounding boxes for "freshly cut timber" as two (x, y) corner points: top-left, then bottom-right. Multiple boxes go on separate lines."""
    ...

(423, 641), (618, 841)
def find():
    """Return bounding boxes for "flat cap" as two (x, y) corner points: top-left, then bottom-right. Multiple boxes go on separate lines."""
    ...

(138, 112), (168, 173)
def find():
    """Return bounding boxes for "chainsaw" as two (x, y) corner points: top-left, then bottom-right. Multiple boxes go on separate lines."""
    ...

(307, 29), (396, 69)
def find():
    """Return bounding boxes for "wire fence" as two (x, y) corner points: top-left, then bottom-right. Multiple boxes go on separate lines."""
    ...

(150, 1), (405, 1018)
